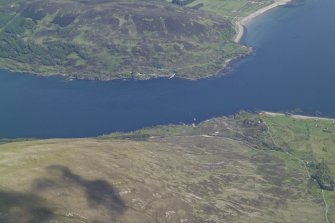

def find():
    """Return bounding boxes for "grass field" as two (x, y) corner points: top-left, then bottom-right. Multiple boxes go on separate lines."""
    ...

(183, 0), (273, 19)
(259, 113), (335, 221)
(0, 113), (333, 222)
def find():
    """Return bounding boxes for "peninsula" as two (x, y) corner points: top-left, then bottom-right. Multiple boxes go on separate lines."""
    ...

(0, 0), (290, 80)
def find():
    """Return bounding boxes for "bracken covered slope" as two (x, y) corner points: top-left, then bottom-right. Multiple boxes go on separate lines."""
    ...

(1, 112), (334, 222)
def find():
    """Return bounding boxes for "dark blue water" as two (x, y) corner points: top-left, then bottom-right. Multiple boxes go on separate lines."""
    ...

(1, 0), (334, 138)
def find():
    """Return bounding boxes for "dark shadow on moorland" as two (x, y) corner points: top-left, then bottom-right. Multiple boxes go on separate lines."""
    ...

(0, 165), (126, 223)
(0, 191), (53, 223)
(33, 165), (126, 218)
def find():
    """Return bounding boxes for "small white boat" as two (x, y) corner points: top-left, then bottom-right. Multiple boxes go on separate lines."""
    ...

(169, 73), (176, 79)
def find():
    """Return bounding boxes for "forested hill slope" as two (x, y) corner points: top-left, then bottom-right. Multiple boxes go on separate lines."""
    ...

(0, 0), (252, 80)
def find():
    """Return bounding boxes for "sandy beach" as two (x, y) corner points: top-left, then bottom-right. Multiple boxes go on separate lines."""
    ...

(234, 0), (292, 43)
(261, 111), (335, 122)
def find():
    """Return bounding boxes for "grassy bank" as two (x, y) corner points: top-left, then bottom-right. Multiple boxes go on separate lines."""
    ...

(0, 113), (334, 222)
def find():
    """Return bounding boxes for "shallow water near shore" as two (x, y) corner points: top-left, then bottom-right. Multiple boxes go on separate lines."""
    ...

(1, 0), (335, 138)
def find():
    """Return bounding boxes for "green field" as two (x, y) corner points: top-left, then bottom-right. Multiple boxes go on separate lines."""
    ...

(0, 113), (334, 222)
(0, 0), (275, 80)
(259, 113), (335, 221)
(168, 0), (273, 19)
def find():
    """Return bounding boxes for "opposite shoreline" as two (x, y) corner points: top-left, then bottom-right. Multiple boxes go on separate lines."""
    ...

(234, 0), (293, 43)
(0, 1), (293, 81)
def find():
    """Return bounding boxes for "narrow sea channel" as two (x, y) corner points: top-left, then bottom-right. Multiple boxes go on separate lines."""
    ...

(0, 0), (334, 138)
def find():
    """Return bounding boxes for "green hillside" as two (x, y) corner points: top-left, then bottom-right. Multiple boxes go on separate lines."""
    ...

(0, 0), (259, 80)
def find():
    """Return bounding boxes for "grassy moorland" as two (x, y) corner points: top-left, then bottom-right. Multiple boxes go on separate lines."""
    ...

(0, 0), (275, 80)
(0, 113), (334, 222)
(259, 113), (335, 222)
